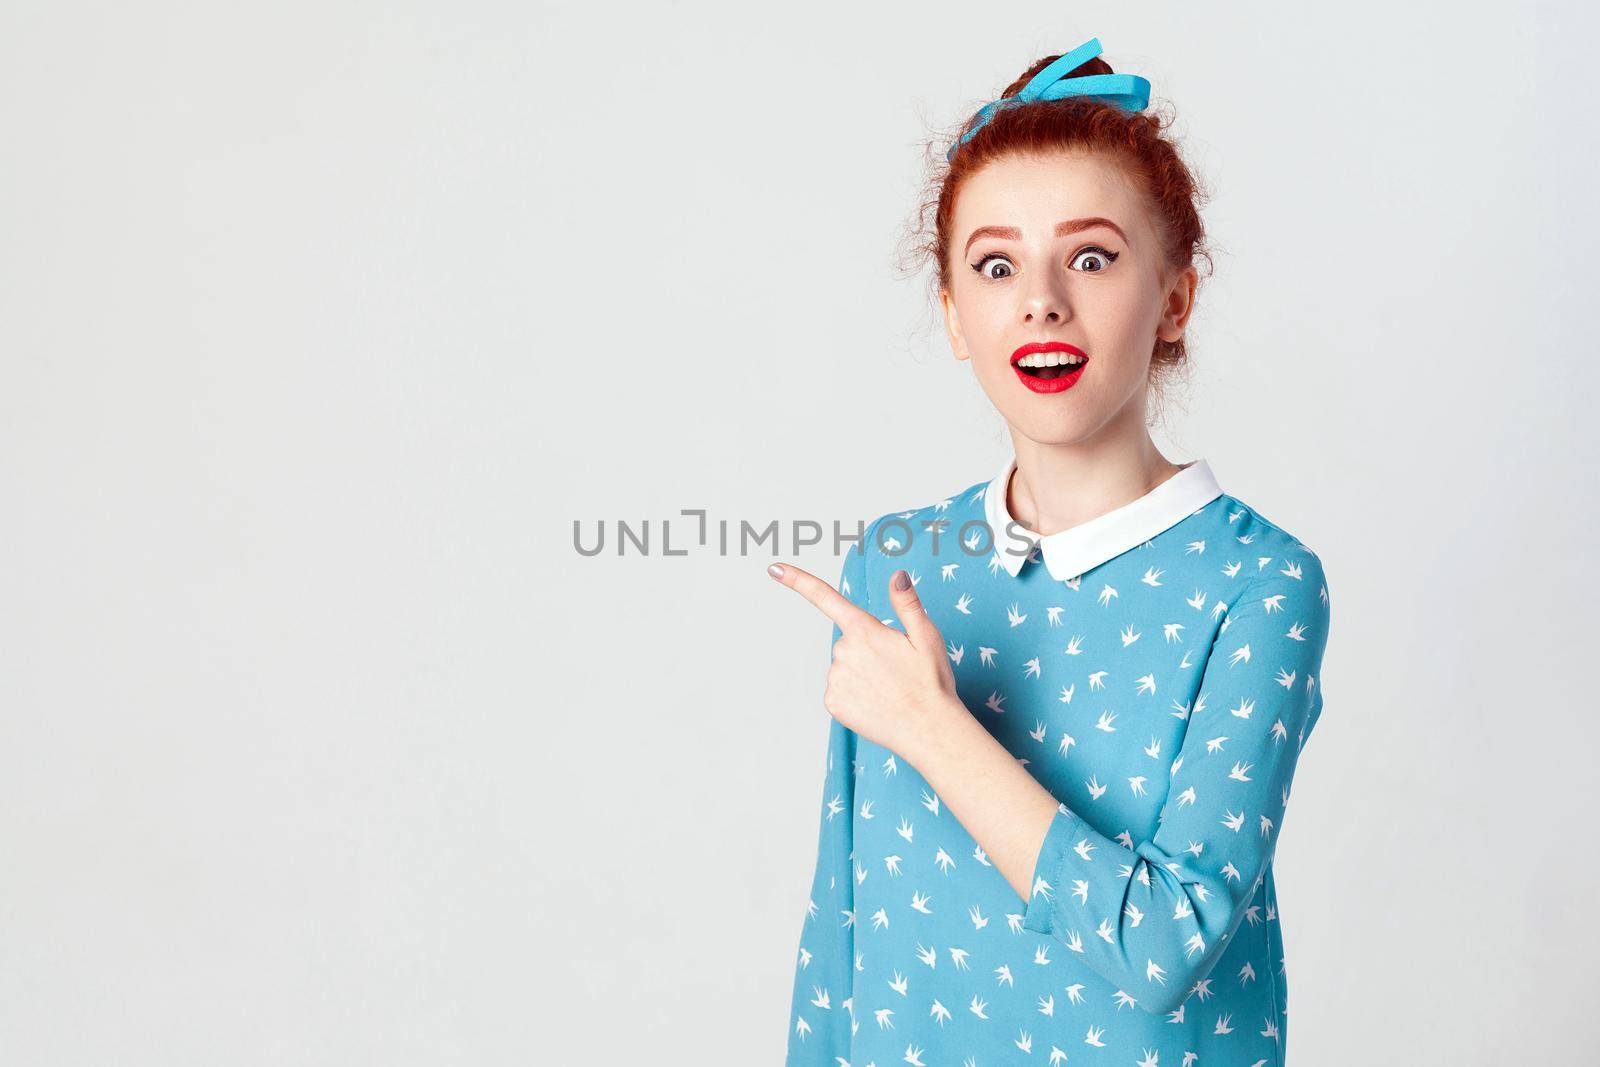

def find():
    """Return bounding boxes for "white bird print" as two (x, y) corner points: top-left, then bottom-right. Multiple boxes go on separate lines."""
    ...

(875, 1006), (896, 1029)
(1024, 657), (1041, 678)
(1033, 944), (1052, 965)
(1239, 961), (1256, 984)
(930, 999), (951, 1027)
(856, 861), (868, 885)
(1097, 584), (1118, 606)
(1228, 642), (1251, 666)
(1064, 929), (1084, 953)
(1230, 697), (1256, 719)
(985, 691), (1007, 714)
(1014, 1030), (1033, 1053)
(1175, 785), (1196, 807)
(1125, 902), (1144, 927)
(1275, 666), (1296, 688)
(1005, 912), (1023, 933)
(1179, 649), (1196, 668)
(1064, 635), (1085, 655)
(1185, 931), (1206, 958)
(1164, 622), (1185, 642)
(904, 1042), (927, 1065)
(946, 642), (964, 667)
(1138, 1049), (1160, 1067)
(1121, 623), (1141, 646)
(1085, 1025), (1106, 1046)
(1096, 918), (1116, 943)
(1262, 1018), (1280, 1040)
(1192, 978), (1214, 1001)
(825, 794), (844, 820)
(1286, 621), (1308, 641)
(810, 986), (830, 1009)
(954, 592), (974, 614)
(1262, 592), (1286, 613)
(885, 855), (903, 875)
(1205, 735), (1228, 753)
(1038, 994), (1055, 1016)
(1221, 862), (1242, 883)
(1170, 698), (1193, 720)
(1214, 1012), (1234, 1035)
(969, 995), (989, 1019)
(1222, 810), (1244, 831)
(1141, 566), (1164, 586)
(1007, 602), (1027, 627)
(1058, 684), (1075, 704)
(1129, 775), (1148, 796)
(1074, 837), (1096, 861)
(1050, 1048), (1069, 1066)
(910, 890), (932, 913)
(1144, 736), (1162, 758)
(1228, 761), (1253, 782)
(1046, 605), (1064, 626)
(1136, 673), (1157, 694)
(897, 818), (915, 842)
(883, 753), (898, 776)
(979, 646), (998, 667)
(1113, 990), (1138, 1010)
(935, 847), (956, 873)
(914, 943), (937, 967)
(872, 908), (889, 930)
(950, 947), (970, 971)
(889, 970), (908, 995)
(1086, 776), (1107, 800)
(1187, 588), (1208, 609)
(968, 904), (988, 930)
(994, 963), (1013, 985)
(1270, 719), (1288, 741)
(794, 1016), (810, 1040)
(1224, 560), (1242, 577)
(964, 529), (984, 552)
(1280, 560), (1303, 580)
(1182, 840), (1203, 858)
(1116, 830), (1136, 849)
(1186, 538), (1206, 555)
(1089, 670), (1108, 690)
(1058, 732), (1077, 756)
(941, 562), (959, 580)
(1259, 814), (1274, 838)
(1031, 873), (1054, 902)
(1065, 983), (1086, 1005)
(1096, 711), (1118, 732)
(975, 846), (992, 866)
(1072, 880), (1090, 903)
(921, 790), (940, 815)
(1146, 959), (1167, 985)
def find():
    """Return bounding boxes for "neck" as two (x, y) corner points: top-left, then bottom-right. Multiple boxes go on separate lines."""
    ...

(1005, 412), (1182, 538)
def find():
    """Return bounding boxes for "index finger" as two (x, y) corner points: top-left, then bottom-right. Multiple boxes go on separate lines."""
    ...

(767, 561), (878, 634)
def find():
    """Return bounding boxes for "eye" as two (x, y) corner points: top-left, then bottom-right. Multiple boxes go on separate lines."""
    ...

(971, 252), (1015, 280)
(1070, 245), (1121, 273)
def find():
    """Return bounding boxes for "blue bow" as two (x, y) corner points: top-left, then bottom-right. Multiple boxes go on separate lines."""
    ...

(947, 38), (1152, 162)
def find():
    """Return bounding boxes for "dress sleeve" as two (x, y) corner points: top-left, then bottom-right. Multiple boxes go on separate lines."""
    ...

(1020, 549), (1332, 1015)
(784, 533), (873, 1063)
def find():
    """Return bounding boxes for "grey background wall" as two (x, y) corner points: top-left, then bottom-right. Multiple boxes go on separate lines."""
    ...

(3, 1), (1595, 1062)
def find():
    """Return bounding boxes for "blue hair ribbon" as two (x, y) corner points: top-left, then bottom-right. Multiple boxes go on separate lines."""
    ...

(947, 38), (1152, 162)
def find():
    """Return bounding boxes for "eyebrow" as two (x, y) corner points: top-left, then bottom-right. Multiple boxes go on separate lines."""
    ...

(962, 217), (1129, 256)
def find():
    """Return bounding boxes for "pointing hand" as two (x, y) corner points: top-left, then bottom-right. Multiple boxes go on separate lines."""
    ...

(768, 561), (964, 763)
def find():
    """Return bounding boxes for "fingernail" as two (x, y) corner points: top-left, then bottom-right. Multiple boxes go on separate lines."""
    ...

(893, 570), (910, 591)
(767, 564), (785, 579)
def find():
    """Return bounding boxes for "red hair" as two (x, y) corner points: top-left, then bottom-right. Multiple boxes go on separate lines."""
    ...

(905, 50), (1216, 392)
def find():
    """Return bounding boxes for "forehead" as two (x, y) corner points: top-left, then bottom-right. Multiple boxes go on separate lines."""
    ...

(953, 150), (1147, 241)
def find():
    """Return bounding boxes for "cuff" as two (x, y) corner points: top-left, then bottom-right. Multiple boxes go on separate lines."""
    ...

(1021, 802), (1087, 936)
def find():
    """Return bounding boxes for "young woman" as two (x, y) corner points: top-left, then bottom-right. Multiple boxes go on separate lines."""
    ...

(769, 39), (1333, 1066)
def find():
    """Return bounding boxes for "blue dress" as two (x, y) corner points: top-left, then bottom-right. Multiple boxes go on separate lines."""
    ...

(785, 457), (1332, 1066)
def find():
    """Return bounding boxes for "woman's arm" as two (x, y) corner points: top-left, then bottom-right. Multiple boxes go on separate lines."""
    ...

(906, 555), (1332, 1015)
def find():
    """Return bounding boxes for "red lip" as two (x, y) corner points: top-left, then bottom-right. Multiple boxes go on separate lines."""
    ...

(1010, 341), (1089, 394)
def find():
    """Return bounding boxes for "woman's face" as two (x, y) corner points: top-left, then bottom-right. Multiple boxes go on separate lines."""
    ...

(940, 149), (1196, 447)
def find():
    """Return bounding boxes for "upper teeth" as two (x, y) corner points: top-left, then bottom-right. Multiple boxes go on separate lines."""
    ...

(1017, 352), (1085, 368)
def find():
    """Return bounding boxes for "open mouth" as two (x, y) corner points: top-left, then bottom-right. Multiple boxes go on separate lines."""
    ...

(1010, 346), (1089, 394)
(1013, 357), (1086, 381)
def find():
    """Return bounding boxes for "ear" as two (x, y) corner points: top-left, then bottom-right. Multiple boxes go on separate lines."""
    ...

(940, 288), (972, 362)
(1156, 264), (1199, 344)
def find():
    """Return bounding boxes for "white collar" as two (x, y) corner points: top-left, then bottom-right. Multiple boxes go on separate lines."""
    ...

(982, 456), (1224, 581)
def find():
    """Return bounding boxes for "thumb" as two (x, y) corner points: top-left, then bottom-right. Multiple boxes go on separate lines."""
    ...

(887, 569), (941, 650)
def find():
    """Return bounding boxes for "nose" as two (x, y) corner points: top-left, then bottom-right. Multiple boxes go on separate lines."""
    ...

(1021, 272), (1070, 325)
